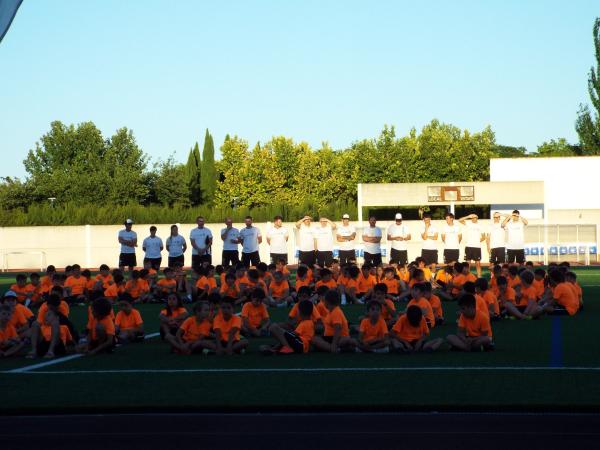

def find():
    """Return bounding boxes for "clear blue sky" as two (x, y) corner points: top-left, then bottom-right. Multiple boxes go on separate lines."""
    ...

(0, 0), (597, 179)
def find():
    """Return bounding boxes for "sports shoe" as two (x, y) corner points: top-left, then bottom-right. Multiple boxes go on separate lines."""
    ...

(278, 345), (294, 354)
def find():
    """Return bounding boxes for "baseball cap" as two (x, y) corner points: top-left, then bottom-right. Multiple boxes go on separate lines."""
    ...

(3, 290), (17, 299)
(342, 214), (350, 219)
(125, 218), (134, 224)
(395, 213), (402, 220)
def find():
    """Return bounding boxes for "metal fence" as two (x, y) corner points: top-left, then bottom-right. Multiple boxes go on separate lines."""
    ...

(524, 224), (598, 264)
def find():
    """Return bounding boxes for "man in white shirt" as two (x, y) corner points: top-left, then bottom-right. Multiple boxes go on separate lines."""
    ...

(441, 212), (461, 264)
(502, 209), (528, 265)
(142, 225), (164, 270)
(387, 213), (411, 267)
(166, 224), (187, 268)
(295, 215), (316, 266)
(458, 213), (485, 277)
(420, 213), (439, 270)
(239, 215), (262, 268)
(266, 215), (289, 264)
(362, 216), (382, 266)
(336, 213), (356, 266)
(314, 217), (336, 268)
(486, 212), (506, 265)
(190, 216), (213, 271)
(118, 218), (138, 271)
(220, 217), (240, 267)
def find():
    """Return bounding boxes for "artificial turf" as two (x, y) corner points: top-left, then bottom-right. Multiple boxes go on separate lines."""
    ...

(1, 269), (599, 413)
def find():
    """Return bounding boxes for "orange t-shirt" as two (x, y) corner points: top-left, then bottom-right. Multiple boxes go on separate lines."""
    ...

(407, 297), (435, 327)
(270, 280), (290, 298)
(241, 302), (269, 328)
(88, 305), (115, 322)
(125, 279), (149, 298)
(27, 283), (42, 303)
(157, 278), (177, 293)
(380, 299), (396, 321)
(9, 307), (29, 329)
(567, 282), (581, 302)
(435, 270), (452, 285)
(37, 301), (70, 323)
(532, 279), (545, 298)
(115, 309), (143, 330)
(160, 306), (188, 318)
(474, 294), (490, 319)
(0, 324), (19, 343)
(315, 300), (329, 318)
(392, 315), (429, 341)
(295, 277), (312, 291)
(9, 284), (31, 304)
(507, 276), (521, 290)
(179, 316), (212, 342)
(213, 314), (242, 341)
(95, 274), (114, 289)
(196, 276), (217, 291)
(357, 274), (376, 293)
(88, 315), (116, 340)
(104, 284), (125, 298)
(295, 319), (315, 353)
(359, 317), (388, 342)
(396, 269), (410, 284)
(323, 306), (349, 337)
(519, 285), (538, 306)
(482, 290), (500, 315)
(465, 272), (477, 283)
(428, 294), (443, 319)
(489, 276), (499, 296)
(220, 283), (240, 298)
(451, 274), (466, 296)
(86, 278), (97, 291)
(499, 286), (516, 305)
(288, 302), (321, 324)
(458, 310), (492, 337)
(553, 283), (579, 316)
(40, 275), (54, 294)
(316, 279), (337, 290)
(41, 323), (72, 344)
(382, 278), (400, 295)
(65, 276), (87, 296)
(336, 275), (350, 288)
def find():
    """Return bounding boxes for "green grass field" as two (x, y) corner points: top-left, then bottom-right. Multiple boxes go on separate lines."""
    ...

(1, 268), (599, 413)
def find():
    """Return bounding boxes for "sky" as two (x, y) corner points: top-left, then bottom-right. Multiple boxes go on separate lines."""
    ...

(0, 0), (597, 179)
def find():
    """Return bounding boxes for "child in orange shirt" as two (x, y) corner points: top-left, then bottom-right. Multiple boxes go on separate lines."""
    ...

(311, 290), (357, 353)
(40, 265), (56, 298)
(268, 270), (293, 307)
(115, 295), (144, 343)
(294, 265), (314, 295)
(27, 272), (43, 306)
(382, 267), (403, 301)
(496, 276), (529, 320)
(372, 283), (397, 327)
(79, 298), (116, 355)
(390, 305), (443, 353)
(0, 305), (24, 358)
(194, 265), (218, 300)
(358, 301), (390, 353)
(155, 268), (178, 301)
(422, 282), (444, 326)
(125, 270), (150, 304)
(166, 302), (214, 354)
(159, 293), (188, 339)
(29, 309), (73, 359)
(517, 270), (544, 318)
(263, 301), (315, 354)
(340, 265), (360, 304)
(220, 272), (240, 302)
(474, 278), (500, 320)
(104, 272), (126, 303)
(406, 283), (435, 328)
(213, 300), (248, 355)
(64, 264), (88, 304)
(10, 274), (31, 305)
(241, 288), (271, 337)
(565, 271), (583, 309)
(446, 294), (494, 352)
(2, 291), (34, 336)
(356, 264), (376, 300)
(538, 270), (580, 316)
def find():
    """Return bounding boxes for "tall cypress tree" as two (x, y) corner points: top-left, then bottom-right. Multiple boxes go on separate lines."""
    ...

(200, 129), (217, 204)
(185, 142), (202, 205)
(576, 18), (600, 154)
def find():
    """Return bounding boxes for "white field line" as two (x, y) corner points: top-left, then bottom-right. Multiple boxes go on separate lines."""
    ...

(4, 366), (600, 375)
(8, 332), (161, 373)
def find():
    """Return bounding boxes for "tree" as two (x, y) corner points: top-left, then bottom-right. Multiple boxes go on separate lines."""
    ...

(493, 145), (528, 158)
(200, 129), (217, 204)
(0, 177), (33, 210)
(185, 142), (202, 205)
(576, 18), (600, 154)
(153, 157), (190, 206)
(214, 136), (250, 207)
(535, 138), (577, 157)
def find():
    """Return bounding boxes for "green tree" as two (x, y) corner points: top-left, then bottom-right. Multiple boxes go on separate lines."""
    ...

(0, 177), (33, 210)
(185, 142), (202, 205)
(493, 145), (528, 158)
(535, 138), (577, 157)
(200, 129), (217, 204)
(576, 18), (600, 154)
(214, 136), (250, 207)
(153, 157), (190, 206)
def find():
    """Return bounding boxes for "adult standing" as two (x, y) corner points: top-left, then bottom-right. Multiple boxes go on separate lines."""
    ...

(486, 212), (506, 265)
(239, 215), (262, 267)
(314, 217), (336, 267)
(336, 213), (356, 266)
(190, 216), (213, 271)
(295, 215), (316, 267)
(420, 213), (439, 271)
(220, 217), (240, 267)
(459, 213), (485, 277)
(387, 213), (411, 266)
(118, 218), (137, 271)
(166, 224), (187, 268)
(142, 225), (164, 270)
(266, 215), (289, 264)
(441, 212), (461, 264)
(502, 210), (528, 264)
(362, 216), (382, 266)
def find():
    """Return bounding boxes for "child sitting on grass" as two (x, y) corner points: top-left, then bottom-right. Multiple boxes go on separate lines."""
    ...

(79, 297), (116, 356)
(262, 300), (315, 355)
(159, 293), (188, 339)
(446, 294), (494, 352)
(166, 302), (214, 355)
(213, 299), (248, 355)
(241, 288), (270, 337)
(0, 304), (24, 358)
(312, 290), (357, 353)
(28, 309), (73, 359)
(390, 305), (443, 353)
(357, 301), (390, 353)
(115, 294), (144, 343)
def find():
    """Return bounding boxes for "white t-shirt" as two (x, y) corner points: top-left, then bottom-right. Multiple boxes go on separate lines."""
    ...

(314, 225), (334, 252)
(266, 226), (289, 254)
(166, 235), (186, 257)
(505, 220), (526, 250)
(118, 229), (137, 254)
(387, 223), (410, 251)
(239, 226), (261, 253)
(221, 227), (240, 252)
(464, 221), (483, 248)
(421, 223), (438, 251)
(337, 224), (356, 251)
(442, 223), (461, 250)
(190, 227), (213, 256)
(142, 236), (163, 259)
(297, 224), (315, 252)
(363, 226), (382, 254)
(488, 222), (506, 249)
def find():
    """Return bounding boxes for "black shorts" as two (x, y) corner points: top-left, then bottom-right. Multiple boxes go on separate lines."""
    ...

(160, 326), (180, 340)
(283, 330), (305, 353)
(241, 251), (261, 268)
(316, 250), (333, 267)
(192, 254), (212, 271)
(489, 247), (506, 264)
(323, 336), (334, 344)
(464, 247), (482, 262)
(364, 252), (382, 266)
(222, 250), (240, 267)
(516, 305), (527, 313)
(119, 253), (137, 268)
(298, 250), (316, 267)
(36, 339), (67, 357)
(270, 253), (288, 264)
(338, 249), (356, 266)
(443, 249), (460, 264)
(144, 257), (162, 270)
(168, 255), (185, 268)
(507, 249), (526, 264)
(390, 249), (408, 265)
(421, 249), (438, 265)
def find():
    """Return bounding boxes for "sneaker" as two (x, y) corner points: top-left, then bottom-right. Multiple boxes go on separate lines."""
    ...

(278, 346), (294, 354)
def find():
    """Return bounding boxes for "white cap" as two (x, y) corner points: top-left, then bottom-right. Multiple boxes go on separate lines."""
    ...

(125, 218), (134, 224)
(342, 214), (350, 219)
(395, 213), (403, 220)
